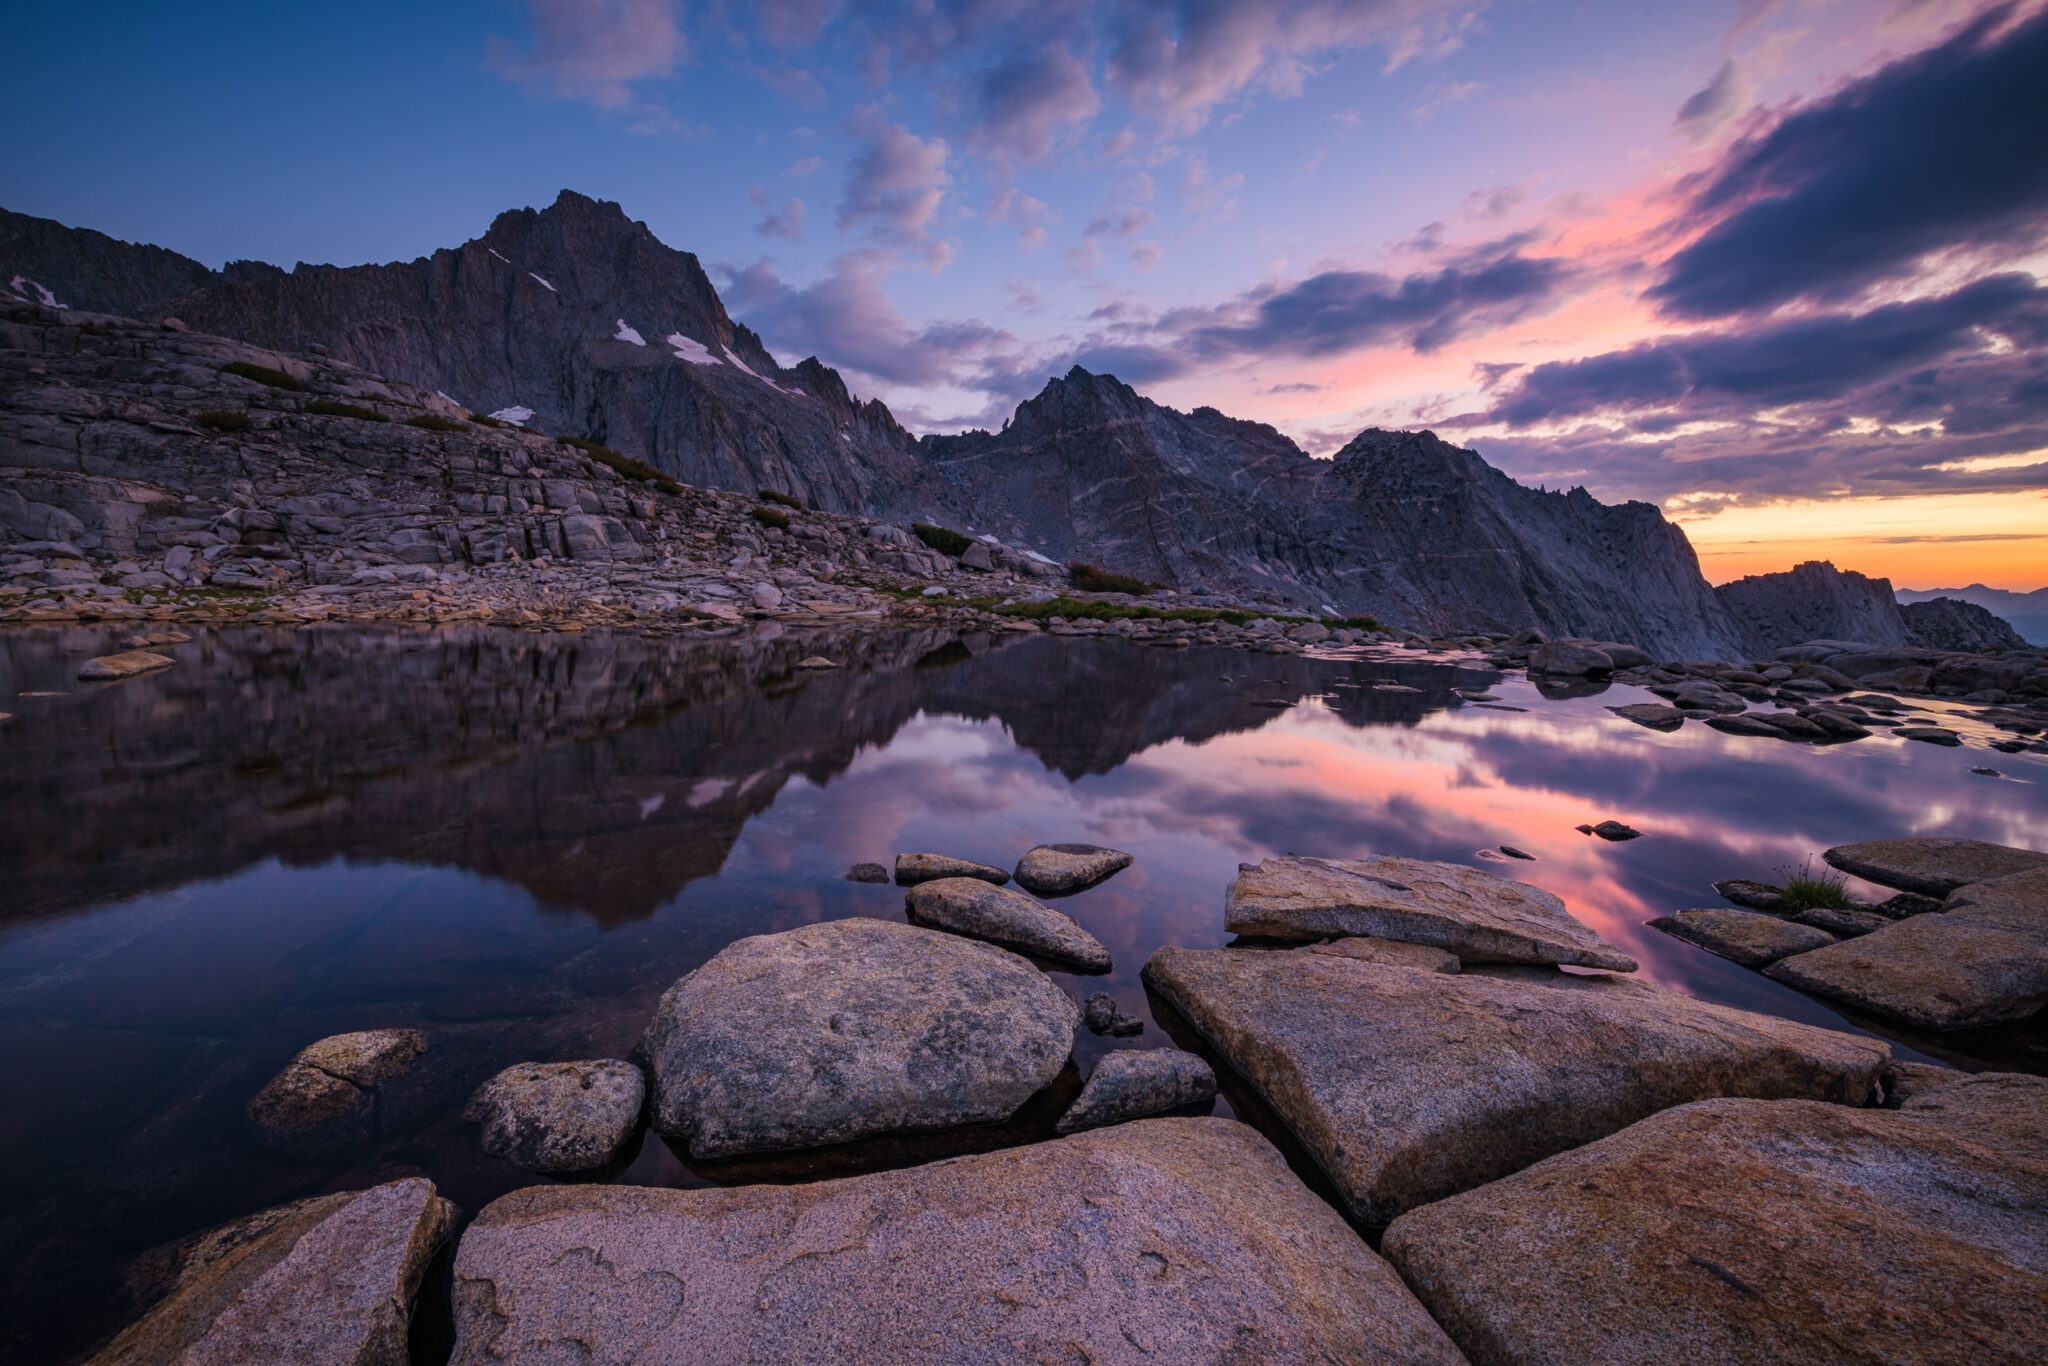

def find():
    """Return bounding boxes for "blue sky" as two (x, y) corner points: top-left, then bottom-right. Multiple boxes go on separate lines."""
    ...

(5, 1), (2046, 586)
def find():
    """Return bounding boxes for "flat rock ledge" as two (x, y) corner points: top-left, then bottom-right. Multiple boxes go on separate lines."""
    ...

(1013, 842), (1135, 896)
(1384, 1076), (2048, 1366)
(642, 918), (1078, 1159)
(1308, 935), (1461, 973)
(89, 1178), (457, 1366)
(1822, 837), (2048, 897)
(1056, 1050), (1218, 1134)
(448, 1118), (1468, 1366)
(1648, 908), (1835, 967)
(1226, 854), (1637, 971)
(894, 851), (1010, 886)
(905, 876), (1112, 971)
(463, 1059), (646, 1173)
(1143, 945), (1888, 1225)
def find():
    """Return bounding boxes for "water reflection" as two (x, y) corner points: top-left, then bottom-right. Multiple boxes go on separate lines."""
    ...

(0, 622), (2042, 1362)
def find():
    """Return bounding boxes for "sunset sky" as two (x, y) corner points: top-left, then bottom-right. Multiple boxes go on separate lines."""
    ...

(6, 0), (2045, 588)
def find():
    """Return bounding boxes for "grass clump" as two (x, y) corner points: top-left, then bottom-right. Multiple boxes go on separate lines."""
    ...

(1069, 562), (1164, 595)
(912, 523), (972, 556)
(759, 489), (804, 510)
(220, 361), (306, 391)
(751, 507), (790, 530)
(306, 398), (387, 422)
(195, 408), (250, 433)
(1776, 857), (1858, 912)
(405, 413), (468, 433)
(985, 594), (1381, 632)
(557, 435), (682, 493)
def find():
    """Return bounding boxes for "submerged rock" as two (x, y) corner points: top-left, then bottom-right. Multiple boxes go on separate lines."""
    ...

(905, 876), (1112, 971)
(893, 851), (1010, 886)
(246, 1029), (426, 1149)
(463, 1059), (645, 1173)
(1383, 1077), (2048, 1366)
(449, 1118), (1469, 1365)
(641, 918), (1077, 1158)
(1055, 1050), (1218, 1134)
(1143, 945), (1887, 1225)
(1606, 702), (1683, 730)
(76, 650), (175, 681)
(1083, 991), (1145, 1037)
(1822, 837), (2048, 897)
(89, 1178), (457, 1366)
(1012, 842), (1134, 895)
(1648, 908), (1835, 967)
(1225, 854), (1636, 971)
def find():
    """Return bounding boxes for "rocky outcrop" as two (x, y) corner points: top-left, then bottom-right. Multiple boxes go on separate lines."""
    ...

(1716, 560), (1912, 656)
(1382, 1077), (2048, 1366)
(448, 1118), (1470, 1365)
(0, 207), (217, 320)
(1900, 595), (2030, 652)
(904, 877), (1112, 970)
(1898, 582), (2048, 646)
(1822, 838), (2048, 897)
(463, 1059), (646, 1173)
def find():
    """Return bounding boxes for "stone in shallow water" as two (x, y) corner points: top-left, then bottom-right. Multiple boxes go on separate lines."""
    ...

(893, 851), (1009, 886)
(76, 650), (174, 680)
(1083, 991), (1144, 1036)
(641, 917), (1077, 1158)
(247, 1029), (427, 1146)
(905, 876), (1112, 971)
(1648, 908), (1835, 967)
(448, 1118), (1468, 1366)
(1529, 641), (1612, 675)
(844, 861), (888, 883)
(1308, 935), (1461, 973)
(1382, 1076), (2048, 1366)
(1055, 1050), (1217, 1134)
(1712, 877), (1785, 911)
(1606, 702), (1683, 730)
(463, 1059), (645, 1173)
(1792, 906), (1890, 937)
(1226, 854), (1637, 971)
(1822, 837), (2048, 897)
(89, 1178), (457, 1366)
(1143, 945), (1888, 1225)
(1896, 725), (1962, 745)
(1707, 712), (1788, 738)
(1589, 820), (1641, 841)
(1012, 842), (1135, 895)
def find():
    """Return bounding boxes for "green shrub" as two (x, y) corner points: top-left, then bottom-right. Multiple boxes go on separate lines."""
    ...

(306, 398), (387, 422)
(195, 408), (250, 433)
(559, 435), (682, 494)
(759, 489), (804, 510)
(220, 361), (306, 391)
(751, 507), (790, 530)
(1069, 562), (1164, 595)
(472, 414), (507, 428)
(912, 523), (972, 556)
(1776, 857), (1858, 911)
(405, 413), (467, 433)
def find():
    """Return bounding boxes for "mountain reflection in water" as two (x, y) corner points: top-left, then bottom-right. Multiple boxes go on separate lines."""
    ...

(0, 622), (2043, 1363)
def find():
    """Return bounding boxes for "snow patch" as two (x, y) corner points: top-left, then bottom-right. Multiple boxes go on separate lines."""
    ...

(528, 272), (556, 292)
(613, 318), (647, 346)
(723, 345), (805, 397)
(9, 276), (66, 308)
(486, 248), (509, 264)
(489, 406), (536, 425)
(667, 333), (721, 365)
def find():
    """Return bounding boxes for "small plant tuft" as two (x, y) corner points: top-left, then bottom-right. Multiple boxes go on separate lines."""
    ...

(306, 398), (387, 422)
(195, 408), (250, 433)
(472, 414), (507, 428)
(405, 413), (468, 433)
(1776, 857), (1858, 912)
(1069, 562), (1165, 595)
(751, 507), (790, 530)
(911, 523), (972, 556)
(220, 361), (306, 391)
(559, 435), (682, 494)
(758, 489), (804, 510)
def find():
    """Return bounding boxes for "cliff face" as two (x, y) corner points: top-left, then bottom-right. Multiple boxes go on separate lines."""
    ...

(1715, 561), (1912, 656)
(1900, 597), (2030, 652)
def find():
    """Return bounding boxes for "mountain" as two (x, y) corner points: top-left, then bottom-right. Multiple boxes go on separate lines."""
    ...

(1716, 561), (2028, 654)
(1897, 583), (2048, 645)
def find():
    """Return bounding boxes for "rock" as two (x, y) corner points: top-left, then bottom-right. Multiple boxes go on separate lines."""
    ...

(1647, 908), (1835, 967)
(904, 876), (1112, 971)
(1143, 946), (1886, 1225)
(76, 649), (174, 680)
(1822, 837), (2048, 897)
(1083, 991), (1145, 1036)
(956, 540), (993, 570)
(1873, 890), (1946, 918)
(1381, 1077), (2048, 1366)
(1529, 641), (1613, 675)
(1792, 906), (1890, 937)
(1589, 820), (1641, 841)
(448, 1117), (1468, 1366)
(1707, 712), (1791, 737)
(1879, 1058), (1964, 1107)
(1712, 877), (1785, 911)
(1498, 845), (1535, 860)
(462, 1059), (645, 1173)
(1055, 1051), (1218, 1134)
(893, 851), (1009, 886)
(1606, 702), (1684, 730)
(1766, 868), (2048, 1029)
(1749, 711), (1832, 741)
(1670, 681), (1747, 712)
(1897, 724), (1962, 745)
(1308, 935), (1461, 973)
(795, 655), (838, 669)
(1225, 855), (1636, 971)
(845, 861), (889, 883)
(1580, 640), (1654, 668)
(247, 1029), (426, 1145)
(641, 918), (1078, 1158)
(749, 582), (783, 609)
(1799, 708), (1872, 739)
(88, 1178), (457, 1366)
(1012, 842), (1134, 895)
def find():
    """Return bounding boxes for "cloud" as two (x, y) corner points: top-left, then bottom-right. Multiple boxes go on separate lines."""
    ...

(783, 155), (826, 177)
(1672, 59), (1748, 141)
(1180, 153), (1243, 218)
(837, 110), (953, 261)
(1265, 381), (1328, 393)
(750, 186), (807, 240)
(1132, 240), (1163, 270)
(486, 0), (684, 109)
(1650, 6), (2048, 318)
(1412, 79), (1479, 121)
(988, 188), (1052, 249)
(967, 43), (1101, 163)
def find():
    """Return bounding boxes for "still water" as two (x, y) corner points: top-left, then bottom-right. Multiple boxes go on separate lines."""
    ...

(2, 622), (2043, 1361)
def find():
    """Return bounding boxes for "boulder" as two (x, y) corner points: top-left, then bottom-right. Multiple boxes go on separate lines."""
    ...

(1012, 842), (1134, 896)
(904, 877), (1112, 971)
(1309, 935), (1461, 974)
(463, 1059), (645, 1173)
(1712, 878), (1785, 912)
(1707, 712), (1790, 738)
(1647, 908), (1835, 967)
(845, 862), (888, 883)
(1580, 640), (1654, 668)
(1589, 820), (1640, 841)
(1822, 837), (2048, 897)
(88, 1178), (457, 1366)
(1605, 702), (1683, 730)
(1225, 855), (1636, 971)
(1529, 641), (1612, 675)
(247, 1029), (426, 1148)
(1382, 1077), (2048, 1366)
(448, 1118), (1468, 1366)
(1083, 991), (1145, 1036)
(641, 918), (1077, 1158)
(1879, 1058), (1965, 1107)
(77, 650), (174, 680)
(1055, 1050), (1218, 1134)
(956, 540), (994, 570)
(1671, 681), (1747, 713)
(1791, 906), (1890, 937)
(1897, 725), (1962, 745)
(1765, 868), (2048, 1029)
(893, 851), (1010, 886)
(749, 582), (783, 609)
(1142, 946), (1888, 1225)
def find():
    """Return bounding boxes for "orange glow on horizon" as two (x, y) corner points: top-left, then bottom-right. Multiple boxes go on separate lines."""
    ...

(1679, 491), (2048, 590)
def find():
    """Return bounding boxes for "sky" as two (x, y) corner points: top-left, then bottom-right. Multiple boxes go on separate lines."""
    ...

(5, 1), (2046, 589)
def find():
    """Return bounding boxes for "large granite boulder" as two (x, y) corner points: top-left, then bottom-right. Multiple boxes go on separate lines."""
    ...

(1225, 855), (1637, 971)
(88, 1178), (457, 1366)
(463, 1059), (646, 1173)
(1383, 1076), (2048, 1366)
(1055, 1050), (1217, 1134)
(1529, 641), (1612, 675)
(1143, 946), (1888, 1225)
(1765, 866), (2048, 1029)
(641, 918), (1078, 1158)
(449, 1118), (1469, 1365)
(1013, 842), (1134, 895)
(894, 852), (1010, 886)
(1647, 908), (1835, 967)
(1821, 837), (2048, 897)
(904, 877), (1112, 970)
